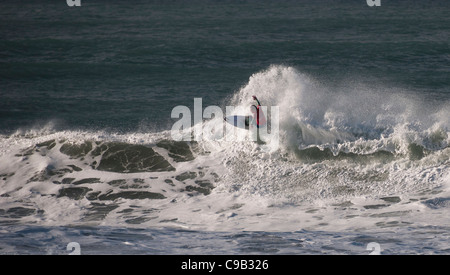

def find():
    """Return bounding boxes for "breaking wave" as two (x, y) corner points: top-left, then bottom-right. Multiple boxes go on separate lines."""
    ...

(1, 65), (449, 232)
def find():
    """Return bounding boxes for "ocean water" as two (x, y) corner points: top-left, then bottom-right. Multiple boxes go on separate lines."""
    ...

(1, 0), (449, 255)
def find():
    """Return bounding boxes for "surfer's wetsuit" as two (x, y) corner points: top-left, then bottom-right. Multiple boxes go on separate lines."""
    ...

(250, 96), (266, 128)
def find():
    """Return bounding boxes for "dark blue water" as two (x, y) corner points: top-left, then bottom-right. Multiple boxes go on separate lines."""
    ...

(1, 1), (450, 255)
(1, 0), (449, 134)
(2, 225), (450, 255)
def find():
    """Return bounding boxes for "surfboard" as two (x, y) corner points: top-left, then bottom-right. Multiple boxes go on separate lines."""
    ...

(224, 115), (251, 130)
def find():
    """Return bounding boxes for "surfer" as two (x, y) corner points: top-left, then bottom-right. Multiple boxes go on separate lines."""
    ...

(224, 95), (266, 132)
(245, 95), (266, 128)
(223, 95), (267, 144)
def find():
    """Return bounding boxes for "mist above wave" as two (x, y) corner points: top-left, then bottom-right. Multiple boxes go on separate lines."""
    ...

(228, 65), (449, 159)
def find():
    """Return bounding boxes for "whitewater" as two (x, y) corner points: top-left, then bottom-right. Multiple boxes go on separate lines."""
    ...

(1, 66), (449, 254)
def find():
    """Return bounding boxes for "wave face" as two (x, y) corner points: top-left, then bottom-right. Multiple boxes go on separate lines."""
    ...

(1, 66), (449, 234)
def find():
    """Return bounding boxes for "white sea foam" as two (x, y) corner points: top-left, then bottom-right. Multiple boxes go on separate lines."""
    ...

(1, 66), (449, 235)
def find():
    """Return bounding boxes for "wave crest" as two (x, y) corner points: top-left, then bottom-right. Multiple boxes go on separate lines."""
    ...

(227, 65), (449, 160)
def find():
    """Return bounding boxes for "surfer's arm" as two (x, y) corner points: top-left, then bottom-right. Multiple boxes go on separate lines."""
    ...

(252, 95), (261, 106)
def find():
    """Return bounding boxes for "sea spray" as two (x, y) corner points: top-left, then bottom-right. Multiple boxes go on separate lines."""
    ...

(1, 66), (449, 235)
